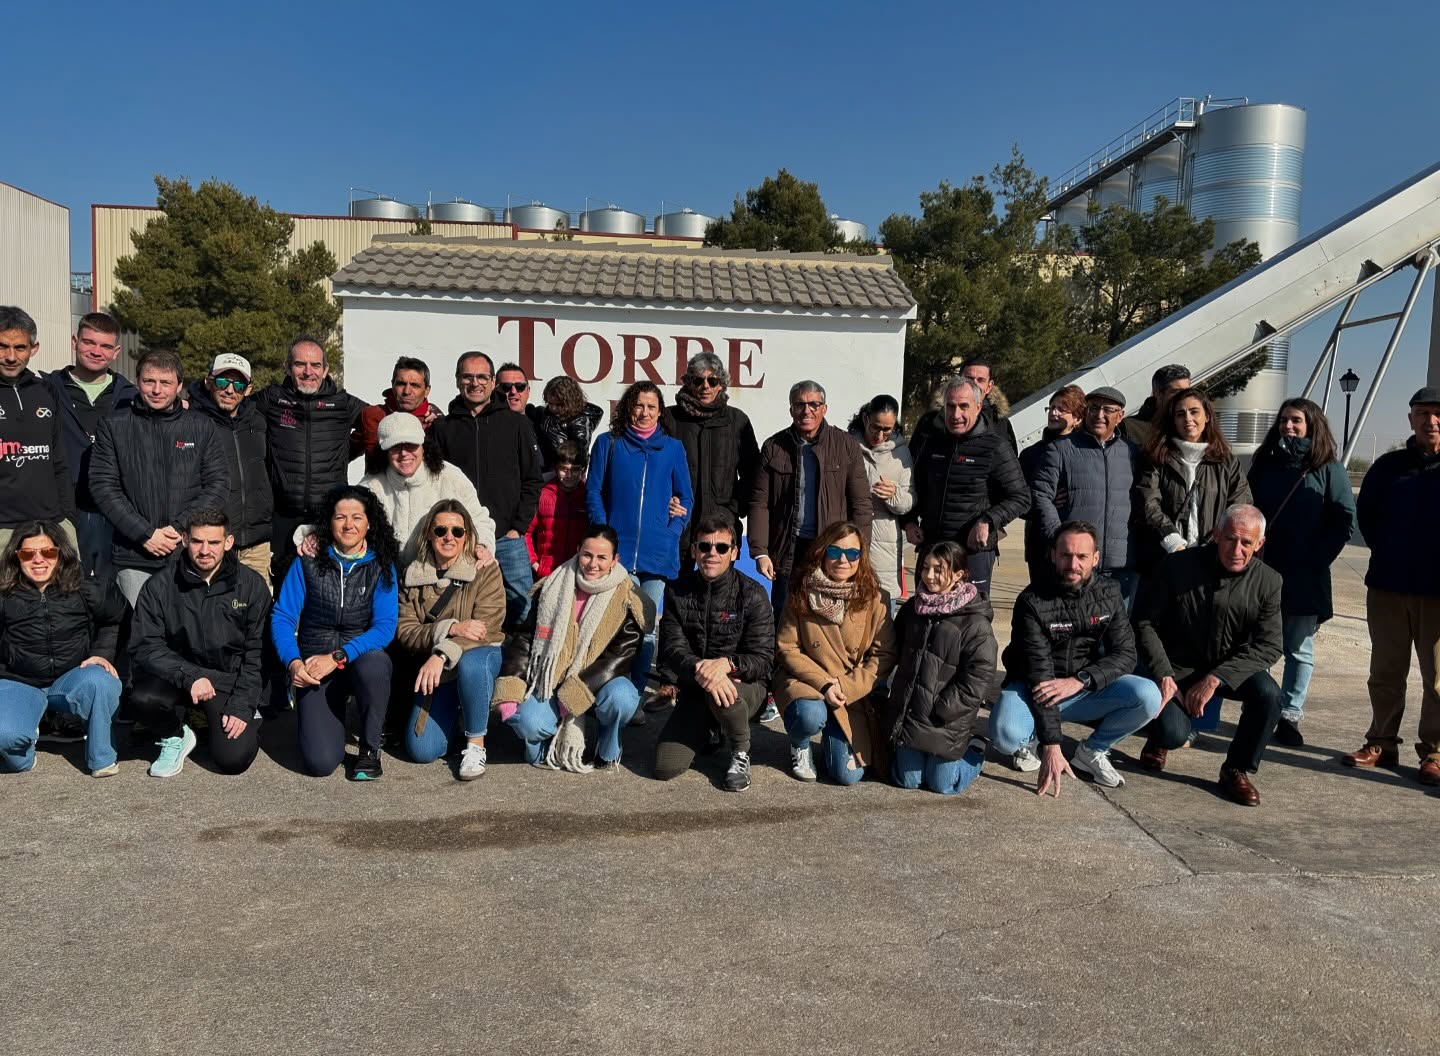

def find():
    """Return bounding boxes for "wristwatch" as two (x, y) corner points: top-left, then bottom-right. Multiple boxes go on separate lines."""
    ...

(331, 649), (348, 669)
(1077, 670), (1095, 691)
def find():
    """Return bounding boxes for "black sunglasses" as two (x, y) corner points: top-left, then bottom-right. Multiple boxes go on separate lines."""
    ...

(499, 382), (528, 394)
(824, 545), (861, 562)
(690, 376), (723, 389)
(431, 525), (467, 539)
(695, 541), (732, 555)
(211, 377), (249, 393)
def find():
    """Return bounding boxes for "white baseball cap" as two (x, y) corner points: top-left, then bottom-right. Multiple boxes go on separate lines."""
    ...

(209, 353), (252, 380)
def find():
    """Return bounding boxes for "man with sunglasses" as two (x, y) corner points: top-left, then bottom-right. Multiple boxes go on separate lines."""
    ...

(495, 363), (532, 415)
(432, 352), (543, 629)
(653, 512), (775, 791)
(189, 354), (273, 585)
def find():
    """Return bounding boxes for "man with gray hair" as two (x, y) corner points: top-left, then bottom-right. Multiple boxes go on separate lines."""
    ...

(749, 379), (871, 620)
(670, 351), (760, 567)
(1134, 504), (1284, 806)
(904, 376), (1029, 597)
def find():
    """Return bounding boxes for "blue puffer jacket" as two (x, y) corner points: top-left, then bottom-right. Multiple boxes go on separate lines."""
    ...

(587, 428), (693, 579)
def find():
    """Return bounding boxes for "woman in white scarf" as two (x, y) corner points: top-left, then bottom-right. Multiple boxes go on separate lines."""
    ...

(492, 525), (651, 772)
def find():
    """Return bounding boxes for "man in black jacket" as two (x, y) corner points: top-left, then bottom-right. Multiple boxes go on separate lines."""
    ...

(251, 337), (366, 582)
(960, 357), (1018, 452)
(0, 306), (74, 551)
(905, 377), (1029, 597)
(1119, 363), (1191, 448)
(43, 311), (135, 579)
(188, 354), (272, 586)
(653, 513), (775, 792)
(1135, 505), (1284, 806)
(129, 508), (271, 777)
(991, 521), (1161, 793)
(432, 351), (543, 629)
(89, 350), (229, 605)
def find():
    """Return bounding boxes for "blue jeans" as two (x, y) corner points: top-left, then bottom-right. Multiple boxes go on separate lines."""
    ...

(783, 697), (865, 785)
(629, 574), (667, 693)
(505, 676), (640, 765)
(1280, 613), (1318, 723)
(990, 675), (1163, 755)
(495, 535), (534, 630)
(892, 744), (984, 795)
(0, 667), (123, 772)
(405, 646), (503, 764)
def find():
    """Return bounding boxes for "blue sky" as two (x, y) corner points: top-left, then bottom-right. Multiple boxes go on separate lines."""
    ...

(8, 0), (1439, 451)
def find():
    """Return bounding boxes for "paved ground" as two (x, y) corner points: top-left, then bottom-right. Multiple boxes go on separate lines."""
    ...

(6, 545), (1439, 1055)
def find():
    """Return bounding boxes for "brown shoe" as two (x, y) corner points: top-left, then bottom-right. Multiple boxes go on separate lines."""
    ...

(1419, 759), (1440, 786)
(1341, 743), (1399, 768)
(1140, 744), (1168, 772)
(1219, 766), (1260, 806)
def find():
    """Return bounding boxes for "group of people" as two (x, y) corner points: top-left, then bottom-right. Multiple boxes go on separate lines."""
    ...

(2, 301), (1436, 803)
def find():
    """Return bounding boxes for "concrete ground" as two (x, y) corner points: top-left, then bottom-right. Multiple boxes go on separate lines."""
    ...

(6, 545), (1439, 1056)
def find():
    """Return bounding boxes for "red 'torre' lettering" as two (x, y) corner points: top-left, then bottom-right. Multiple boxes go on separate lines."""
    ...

(621, 334), (665, 385)
(561, 332), (614, 385)
(498, 316), (556, 382)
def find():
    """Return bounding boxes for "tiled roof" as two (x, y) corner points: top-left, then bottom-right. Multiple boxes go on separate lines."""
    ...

(332, 236), (916, 313)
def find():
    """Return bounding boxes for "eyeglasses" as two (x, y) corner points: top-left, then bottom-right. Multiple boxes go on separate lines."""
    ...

(791, 401), (824, 413)
(824, 545), (862, 562)
(1088, 404), (1122, 418)
(431, 526), (467, 540)
(211, 377), (249, 393)
(690, 376), (723, 389)
(17, 547), (59, 561)
(499, 382), (528, 394)
(695, 541), (732, 555)
(458, 373), (493, 385)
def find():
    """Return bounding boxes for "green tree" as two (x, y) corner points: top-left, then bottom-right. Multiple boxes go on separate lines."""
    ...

(706, 169), (862, 253)
(112, 176), (340, 384)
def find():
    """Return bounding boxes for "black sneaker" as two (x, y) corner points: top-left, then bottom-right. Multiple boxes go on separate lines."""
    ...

(347, 750), (383, 781)
(37, 713), (85, 744)
(724, 751), (751, 792)
(1272, 718), (1304, 747)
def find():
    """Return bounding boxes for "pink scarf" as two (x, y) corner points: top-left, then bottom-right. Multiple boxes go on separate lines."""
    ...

(629, 423), (658, 440)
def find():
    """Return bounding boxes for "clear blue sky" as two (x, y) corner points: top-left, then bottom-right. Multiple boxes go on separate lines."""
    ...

(9, 0), (1439, 451)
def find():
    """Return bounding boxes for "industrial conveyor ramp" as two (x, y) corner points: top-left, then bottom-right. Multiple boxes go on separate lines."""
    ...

(1009, 160), (1440, 461)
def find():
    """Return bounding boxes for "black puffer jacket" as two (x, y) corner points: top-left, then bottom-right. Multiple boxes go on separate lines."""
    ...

(252, 377), (366, 519)
(1134, 446), (1250, 567)
(1002, 574), (1137, 746)
(433, 397), (543, 536)
(43, 367), (136, 511)
(88, 400), (230, 571)
(0, 370), (73, 528)
(886, 590), (998, 760)
(1033, 430), (1139, 571)
(912, 417), (1030, 548)
(527, 403), (604, 471)
(187, 381), (272, 549)
(0, 578), (126, 687)
(1134, 544), (1282, 688)
(670, 400), (761, 553)
(131, 551), (272, 717)
(657, 566), (774, 688)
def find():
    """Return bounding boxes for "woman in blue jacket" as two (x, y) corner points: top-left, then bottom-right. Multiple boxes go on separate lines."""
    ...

(1247, 398), (1356, 747)
(586, 381), (692, 695)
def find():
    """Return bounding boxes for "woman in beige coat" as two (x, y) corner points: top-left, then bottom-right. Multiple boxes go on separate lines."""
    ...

(775, 521), (897, 784)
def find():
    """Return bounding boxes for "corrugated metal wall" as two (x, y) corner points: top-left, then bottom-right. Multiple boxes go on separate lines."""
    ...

(1, 182), (71, 371)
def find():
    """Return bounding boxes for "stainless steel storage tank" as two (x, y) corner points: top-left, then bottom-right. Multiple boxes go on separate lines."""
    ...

(579, 206), (646, 235)
(350, 196), (421, 221)
(1094, 171), (1134, 210)
(1136, 139), (1184, 213)
(428, 199), (496, 223)
(505, 203), (571, 230)
(654, 209), (715, 238)
(831, 216), (869, 242)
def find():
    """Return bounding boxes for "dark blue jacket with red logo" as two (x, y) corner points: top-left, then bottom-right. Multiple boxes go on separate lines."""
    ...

(252, 376), (366, 519)
(912, 416), (1030, 550)
(656, 565), (774, 689)
(88, 399), (229, 571)
(0, 369), (73, 529)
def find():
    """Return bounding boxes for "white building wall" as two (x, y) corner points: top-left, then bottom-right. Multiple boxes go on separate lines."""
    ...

(336, 294), (910, 442)
(0, 182), (70, 371)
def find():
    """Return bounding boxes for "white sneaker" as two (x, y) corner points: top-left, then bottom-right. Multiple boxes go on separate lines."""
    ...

(790, 744), (817, 782)
(1072, 742), (1124, 788)
(458, 743), (487, 781)
(1011, 740), (1041, 773)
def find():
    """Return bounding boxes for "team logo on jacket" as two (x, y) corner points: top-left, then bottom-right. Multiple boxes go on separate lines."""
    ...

(278, 410), (298, 428)
(718, 611), (737, 623)
(174, 440), (196, 450)
(0, 438), (51, 467)
(35, 406), (52, 418)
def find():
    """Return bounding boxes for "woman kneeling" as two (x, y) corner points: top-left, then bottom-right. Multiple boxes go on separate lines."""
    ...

(775, 522), (896, 784)
(398, 500), (506, 780)
(494, 526), (648, 772)
(886, 542), (996, 795)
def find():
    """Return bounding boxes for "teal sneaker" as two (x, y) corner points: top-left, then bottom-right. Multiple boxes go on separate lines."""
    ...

(149, 725), (197, 778)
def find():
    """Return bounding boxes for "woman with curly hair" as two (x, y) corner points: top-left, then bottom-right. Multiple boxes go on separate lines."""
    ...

(530, 375), (603, 473)
(272, 485), (402, 780)
(774, 521), (897, 784)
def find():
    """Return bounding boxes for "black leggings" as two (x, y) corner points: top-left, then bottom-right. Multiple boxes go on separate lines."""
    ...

(654, 681), (766, 780)
(128, 673), (260, 775)
(295, 650), (392, 776)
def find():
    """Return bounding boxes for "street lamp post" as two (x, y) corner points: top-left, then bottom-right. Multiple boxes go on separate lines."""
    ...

(1340, 368), (1361, 450)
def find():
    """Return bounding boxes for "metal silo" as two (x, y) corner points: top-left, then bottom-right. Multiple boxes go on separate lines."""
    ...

(1136, 139), (1184, 213)
(578, 205), (646, 235)
(1055, 196), (1094, 231)
(654, 209), (714, 238)
(1187, 103), (1307, 448)
(428, 199), (496, 223)
(831, 216), (869, 242)
(1094, 171), (1134, 211)
(350, 196), (421, 221)
(505, 203), (571, 231)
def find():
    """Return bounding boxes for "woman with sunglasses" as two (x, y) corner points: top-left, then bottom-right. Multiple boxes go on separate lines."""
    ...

(586, 381), (693, 697)
(774, 521), (896, 784)
(396, 500), (507, 780)
(848, 394), (915, 612)
(529, 375), (604, 474)
(0, 522), (126, 776)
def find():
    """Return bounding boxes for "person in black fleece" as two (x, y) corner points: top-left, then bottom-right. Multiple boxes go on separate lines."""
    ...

(0, 306), (74, 549)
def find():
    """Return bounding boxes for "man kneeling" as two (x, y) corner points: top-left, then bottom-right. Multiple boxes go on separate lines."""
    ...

(130, 508), (272, 777)
(653, 513), (775, 791)
(991, 521), (1162, 794)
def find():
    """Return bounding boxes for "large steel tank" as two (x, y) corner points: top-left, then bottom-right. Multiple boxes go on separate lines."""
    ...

(428, 199), (495, 223)
(505, 203), (571, 231)
(1136, 139), (1184, 213)
(654, 209), (714, 238)
(831, 216), (869, 242)
(350, 196), (421, 220)
(578, 206), (646, 235)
